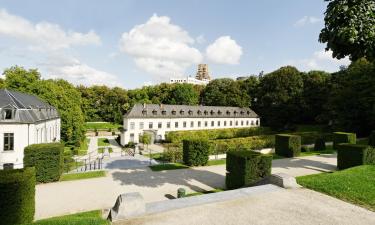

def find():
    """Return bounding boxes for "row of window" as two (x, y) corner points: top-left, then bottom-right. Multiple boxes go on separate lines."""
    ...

(130, 119), (259, 130)
(142, 109), (253, 116)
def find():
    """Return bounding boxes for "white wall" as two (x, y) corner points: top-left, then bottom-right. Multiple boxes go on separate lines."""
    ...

(121, 117), (260, 145)
(0, 118), (61, 169)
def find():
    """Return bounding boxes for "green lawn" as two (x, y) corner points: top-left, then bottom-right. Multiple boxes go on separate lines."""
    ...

(60, 171), (106, 182)
(207, 159), (226, 166)
(98, 138), (110, 146)
(297, 165), (375, 211)
(143, 153), (165, 161)
(78, 138), (90, 155)
(149, 163), (189, 171)
(32, 210), (108, 225)
(85, 122), (122, 131)
(185, 189), (224, 197)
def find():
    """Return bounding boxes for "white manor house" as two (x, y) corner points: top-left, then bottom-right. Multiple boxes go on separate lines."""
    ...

(120, 103), (260, 145)
(0, 89), (61, 169)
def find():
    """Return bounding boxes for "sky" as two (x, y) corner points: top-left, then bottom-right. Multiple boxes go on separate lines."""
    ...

(0, 0), (350, 89)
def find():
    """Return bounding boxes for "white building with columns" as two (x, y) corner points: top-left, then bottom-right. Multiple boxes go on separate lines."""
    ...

(120, 103), (260, 145)
(0, 89), (61, 169)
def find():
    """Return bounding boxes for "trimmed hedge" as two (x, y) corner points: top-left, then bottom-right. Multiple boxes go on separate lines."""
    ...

(368, 131), (375, 147)
(333, 132), (356, 150)
(24, 143), (64, 183)
(211, 135), (274, 154)
(182, 139), (210, 166)
(275, 134), (301, 157)
(0, 167), (35, 225)
(314, 137), (326, 151)
(337, 144), (375, 170)
(226, 150), (272, 189)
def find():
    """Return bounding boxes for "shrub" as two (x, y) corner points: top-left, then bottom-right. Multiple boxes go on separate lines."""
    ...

(337, 144), (375, 170)
(0, 167), (35, 225)
(314, 137), (326, 151)
(275, 134), (301, 157)
(333, 132), (356, 149)
(368, 131), (375, 147)
(211, 135), (275, 154)
(183, 139), (210, 166)
(301, 146), (309, 152)
(24, 143), (64, 183)
(226, 150), (272, 189)
(164, 146), (183, 163)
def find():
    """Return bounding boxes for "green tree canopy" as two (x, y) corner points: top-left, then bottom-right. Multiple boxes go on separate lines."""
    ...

(319, 0), (375, 61)
(166, 83), (200, 105)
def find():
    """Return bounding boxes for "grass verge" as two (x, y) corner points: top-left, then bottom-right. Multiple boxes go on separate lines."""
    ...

(185, 189), (224, 197)
(32, 210), (108, 225)
(98, 138), (110, 146)
(60, 171), (106, 182)
(149, 163), (189, 171)
(85, 122), (122, 131)
(297, 165), (375, 211)
(207, 159), (226, 166)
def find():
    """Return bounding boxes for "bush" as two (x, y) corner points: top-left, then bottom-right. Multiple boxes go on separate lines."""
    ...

(24, 143), (64, 183)
(301, 146), (309, 152)
(211, 135), (274, 154)
(314, 137), (326, 151)
(183, 139), (210, 166)
(275, 134), (301, 157)
(368, 131), (375, 147)
(337, 144), (375, 170)
(164, 146), (183, 163)
(0, 167), (35, 225)
(226, 150), (272, 189)
(333, 132), (356, 149)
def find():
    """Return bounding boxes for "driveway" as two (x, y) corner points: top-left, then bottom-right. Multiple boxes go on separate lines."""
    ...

(36, 153), (337, 219)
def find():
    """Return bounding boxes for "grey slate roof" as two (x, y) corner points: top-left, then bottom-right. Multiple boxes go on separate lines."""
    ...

(125, 104), (259, 119)
(0, 89), (60, 124)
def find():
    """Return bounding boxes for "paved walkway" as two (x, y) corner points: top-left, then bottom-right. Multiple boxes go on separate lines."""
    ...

(36, 153), (337, 219)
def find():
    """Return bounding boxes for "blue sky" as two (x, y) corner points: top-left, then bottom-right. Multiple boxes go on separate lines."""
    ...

(0, 0), (350, 89)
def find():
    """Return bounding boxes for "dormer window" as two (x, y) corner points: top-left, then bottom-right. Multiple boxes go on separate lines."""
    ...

(240, 111), (245, 115)
(197, 110), (202, 115)
(142, 110), (147, 115)
(204, 110), (208, 115)
(188, 110), (193, 115)
(226, 111), (231, 115)
(218, 110), (222, 115)
(210, 110), (215, 115)
(247, 111), (250, 115)
(180, 110), (184, 115)
(172, 110), (176, 115)
(234, 111), (238, 115)
(162, 110), (167, 115)
(2, 109), (13, 120)
(152, 110), (157, 115)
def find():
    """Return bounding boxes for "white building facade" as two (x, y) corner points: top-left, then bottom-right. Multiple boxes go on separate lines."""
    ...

(169, 77), (210, 85)
(121, 104), (260, 145)
(0, 89), (61, 169)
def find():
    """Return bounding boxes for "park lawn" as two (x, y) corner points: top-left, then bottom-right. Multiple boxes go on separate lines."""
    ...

(85, 122), (122, 131)
(297, 165), (375, 211)
(33, 210), (108, 225)
(149, 163), (189, 171)
(60, 171), (106, 182)
(185, 189), (224, 197)
(207, 159), (226, 166)
(98, 138), (110, 146)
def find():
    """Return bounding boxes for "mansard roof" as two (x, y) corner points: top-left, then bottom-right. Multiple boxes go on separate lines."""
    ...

(0, 89), (60, 123)
(125, 104), (259, 119)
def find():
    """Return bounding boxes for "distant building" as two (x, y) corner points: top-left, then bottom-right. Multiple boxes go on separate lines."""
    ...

(120, 103), (260, 145)
(0, 89), (61, 169)
(170, 64), (212, 85)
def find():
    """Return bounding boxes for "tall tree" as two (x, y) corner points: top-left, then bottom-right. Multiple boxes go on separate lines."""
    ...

(319, 0), (375, 61)
(166, 83), (200, 105)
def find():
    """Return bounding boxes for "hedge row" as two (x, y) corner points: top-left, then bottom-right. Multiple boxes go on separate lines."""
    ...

(226, 150), (272, 189)
(333, 132), (356, 149)
(368, 131), (375, 147)
(0, 167), (35, 225)
(210, 135), (274, 154)
(183, 139), (210, 166)
(275, 134), (301, 157)
(24, 143), (64, 183)
(165, 127), (273, 143)
(337, 144), (375, 170)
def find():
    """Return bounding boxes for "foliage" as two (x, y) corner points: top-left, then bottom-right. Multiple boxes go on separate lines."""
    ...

(319, 0), (375, 61)
(183, 139), (210, 166)
(163, 146), (183, 163)
(369, 131), (375, 147)
(84, 122), (122, 131)
(33, 210), (109, 225)
(60, 171), (106, 182)
(24, 143), (64, 183)
(337, 144), (375, 170)
(0, 167), (35, 225)
(166, 83), (200, 105)
(255, 66), (304, 129)
(201, 78), (250, 107)
(314, 137), (326, 151)
(333, 132), (356, 150)
(149, 163), (189, 171)
(211, 135), (275, 154)
(97, 138), (110, 146)
(140, 133), (152, 145)
(226, 150), (272, 189)
(275, 134), (301, 157)
(297, 165), (375, 211)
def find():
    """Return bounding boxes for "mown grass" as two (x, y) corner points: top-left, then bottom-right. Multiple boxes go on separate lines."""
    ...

(98, 138), (110, 146)
(185, 189), (224, 197)
(85, 122), (122, 131)
(207, 159), (226, 166)
(149, 163), (189, 171)
(297, 165), (375, 211)
(143, 153), (165, 161)
(60, 171), (106, 182)
(32, 210), (109, 225)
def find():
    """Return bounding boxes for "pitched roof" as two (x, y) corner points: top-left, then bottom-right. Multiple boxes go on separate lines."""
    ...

(125, 104), (259, 119)
(0, 89), (60, 123)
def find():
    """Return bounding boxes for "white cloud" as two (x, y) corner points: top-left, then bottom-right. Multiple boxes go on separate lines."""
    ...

(288, 50), (351, 72)
(294, 16), (322, 27)
(205, 36), (242, 65)
(196, 34), (206, 44)
(119, 14), (203, 79)
(0, 9), (101, 51)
